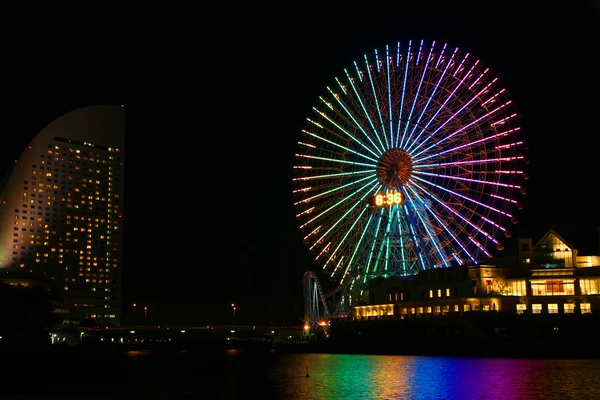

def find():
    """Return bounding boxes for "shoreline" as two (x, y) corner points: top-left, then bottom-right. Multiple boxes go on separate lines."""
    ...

(2, 336), (595, 360)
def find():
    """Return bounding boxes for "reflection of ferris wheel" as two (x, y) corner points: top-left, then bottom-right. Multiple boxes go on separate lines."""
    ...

(292, 39), (527, 311)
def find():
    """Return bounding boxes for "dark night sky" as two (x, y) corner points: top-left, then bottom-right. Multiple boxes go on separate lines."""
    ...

(1, 2), (599, 325)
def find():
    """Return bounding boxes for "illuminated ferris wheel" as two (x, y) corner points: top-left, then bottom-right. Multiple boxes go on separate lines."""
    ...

(292, 39), (527, 311)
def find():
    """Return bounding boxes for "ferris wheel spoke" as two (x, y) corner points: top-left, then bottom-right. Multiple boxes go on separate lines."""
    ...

(400, 40), (438, 148)
(400, 48), (470, 150)
(309, 106), (382, 159)
(345, 66), (387, 152)
(364, 52), (390, 149)
(295, 175), (378, 217)
(385, 45), (394, 147)
(413, 100), (515, 160)
(413, 175), (513, 218)
(427, 202), (486, 263)
(302, 179), (379, 237)
(392, 208), (413, 274)
(405, 195), (448, 265)
(417, 127), (523, 161)
(336, 211), (377, 283)
(401, 51), (453, 151)
(394, 40), (412, 148)
(325, 207), (371, 276)
(317, 201), (379, 278)
(407, 57), (489, 155)
(324, 85), (384, 158)
(401, 194), (452, 268)
(364, 209), (386, 275)
(413, 171), (521, 190)
(299, 125), (381, 163)
(415, 155), (525, 172)
(410, 178), (504, 248)
(292, 168), (373, 184)
(405, 184), (478, 264)
(294, 152), (375, 171)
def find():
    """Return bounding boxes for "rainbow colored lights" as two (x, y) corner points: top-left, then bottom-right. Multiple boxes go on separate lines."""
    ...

(292, 40), (527, 303)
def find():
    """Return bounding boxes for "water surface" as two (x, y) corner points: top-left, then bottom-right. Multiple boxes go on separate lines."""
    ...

(4, 349), (600, 399)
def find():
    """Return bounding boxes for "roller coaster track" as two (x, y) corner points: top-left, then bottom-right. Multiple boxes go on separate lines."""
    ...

(302, 271), (331, 331)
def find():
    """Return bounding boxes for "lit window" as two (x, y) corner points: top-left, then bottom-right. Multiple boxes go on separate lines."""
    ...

(581, 303), (592, 314)
(564, 303), (575, 314)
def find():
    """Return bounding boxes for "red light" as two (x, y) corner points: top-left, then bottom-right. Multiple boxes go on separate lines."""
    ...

(28, 145), (32, 149)
(1, 200), (6, 204)
(118, 214), (123, 218)
(14, 160), (17, 163)
(121, 104), (125, 108)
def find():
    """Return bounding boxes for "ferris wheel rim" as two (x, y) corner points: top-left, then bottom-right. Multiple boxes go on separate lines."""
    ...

(292, 39), (527, 300)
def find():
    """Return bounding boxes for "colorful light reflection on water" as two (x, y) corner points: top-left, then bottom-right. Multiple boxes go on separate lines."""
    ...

(263, 354), (600, 399)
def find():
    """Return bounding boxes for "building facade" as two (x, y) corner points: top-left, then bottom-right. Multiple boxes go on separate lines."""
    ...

(351, 228), (600, 320)
(0, 105), (125, 325)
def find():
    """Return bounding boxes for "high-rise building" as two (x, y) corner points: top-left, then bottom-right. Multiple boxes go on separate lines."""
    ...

(0, 105), (125, 326)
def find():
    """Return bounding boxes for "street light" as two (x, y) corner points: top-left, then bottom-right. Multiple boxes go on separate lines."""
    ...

(231, 303), (236, 325)
(144, 305), (148, 325)
(132, 303), (137, 325)
(303, 323), (310, 343)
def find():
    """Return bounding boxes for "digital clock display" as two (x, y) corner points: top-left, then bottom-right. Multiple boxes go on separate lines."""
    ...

(371, 191), (404, 207)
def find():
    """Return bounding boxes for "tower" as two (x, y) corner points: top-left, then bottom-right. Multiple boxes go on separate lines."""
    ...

(0, 105), (125, 326)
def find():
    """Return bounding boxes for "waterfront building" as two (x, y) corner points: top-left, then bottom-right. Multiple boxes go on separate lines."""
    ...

(351, 227), (600, 320)
(0, 105), (125, 326)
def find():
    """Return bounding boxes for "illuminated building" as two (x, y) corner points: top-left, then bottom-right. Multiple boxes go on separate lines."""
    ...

(318, 228), (600, 357)
(351, 227), (600, 319)
(0, 105), (125, 326)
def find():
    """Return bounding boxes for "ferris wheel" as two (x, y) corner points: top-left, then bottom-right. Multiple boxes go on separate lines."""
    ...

(292, 39), (527, 312)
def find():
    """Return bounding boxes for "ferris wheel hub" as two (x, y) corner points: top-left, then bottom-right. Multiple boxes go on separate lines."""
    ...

(376, 148), (413, 188)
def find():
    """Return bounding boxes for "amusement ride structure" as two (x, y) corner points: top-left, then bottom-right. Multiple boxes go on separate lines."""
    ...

(294, 39), (527, 331)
